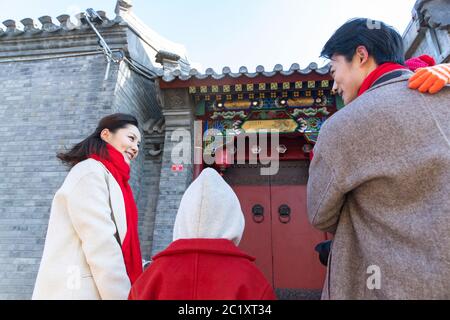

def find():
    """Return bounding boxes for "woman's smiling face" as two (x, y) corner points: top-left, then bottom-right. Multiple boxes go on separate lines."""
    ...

(101, 124), (141, 164)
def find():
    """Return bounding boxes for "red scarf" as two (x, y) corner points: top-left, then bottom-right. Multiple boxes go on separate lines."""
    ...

(90, 143), (143, 284)
(358, 62), (407, 96)
(404, 54), (435, 72)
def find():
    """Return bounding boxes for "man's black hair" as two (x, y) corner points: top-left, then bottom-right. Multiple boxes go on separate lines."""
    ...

(321, 18), (405, 65)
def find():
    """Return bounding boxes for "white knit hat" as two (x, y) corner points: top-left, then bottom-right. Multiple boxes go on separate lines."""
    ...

(173, 168), (245, 245)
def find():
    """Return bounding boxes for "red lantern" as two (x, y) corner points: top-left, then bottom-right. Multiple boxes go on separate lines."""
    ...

(215, 145), (232, 172)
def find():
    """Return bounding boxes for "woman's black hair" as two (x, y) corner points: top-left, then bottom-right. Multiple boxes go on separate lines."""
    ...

(57, 113), (139, 168)
(320, 18), (405, 65)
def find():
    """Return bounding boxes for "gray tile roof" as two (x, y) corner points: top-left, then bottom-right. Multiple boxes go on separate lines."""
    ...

(0, 11), (125, 39)
(160, 62), (331, 82)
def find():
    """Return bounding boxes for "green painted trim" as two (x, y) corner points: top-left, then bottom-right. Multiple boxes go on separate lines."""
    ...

(195, 100), (206, 116)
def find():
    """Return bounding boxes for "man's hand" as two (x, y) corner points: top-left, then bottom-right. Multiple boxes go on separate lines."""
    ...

(409, 63), (450, 94)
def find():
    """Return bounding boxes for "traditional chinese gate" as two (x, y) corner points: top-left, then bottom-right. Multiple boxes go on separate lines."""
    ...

(159, 63), (339, 299)
(223, 160), (327, 299)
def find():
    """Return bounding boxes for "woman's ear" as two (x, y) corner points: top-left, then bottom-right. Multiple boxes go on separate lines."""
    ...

(100, 128), (111, 142)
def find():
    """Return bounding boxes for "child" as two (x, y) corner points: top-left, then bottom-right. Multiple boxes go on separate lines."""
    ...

(129, 168), (276, 300)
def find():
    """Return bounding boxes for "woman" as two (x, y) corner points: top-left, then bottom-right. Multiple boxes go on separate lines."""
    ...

(32, 113), (143, 300)
(129, 168), (276, 300)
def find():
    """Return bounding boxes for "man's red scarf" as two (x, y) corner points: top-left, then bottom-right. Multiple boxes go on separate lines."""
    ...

(357, 62), (407, 96)
(90, 143), (143, 284)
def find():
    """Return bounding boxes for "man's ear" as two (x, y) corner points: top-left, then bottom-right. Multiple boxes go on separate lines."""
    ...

(355, 45), (369, 65)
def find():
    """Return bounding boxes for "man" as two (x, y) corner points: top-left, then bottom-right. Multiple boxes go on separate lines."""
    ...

(307, 18), (450, 299)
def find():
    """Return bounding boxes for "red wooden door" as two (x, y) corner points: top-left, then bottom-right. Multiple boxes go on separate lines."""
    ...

(233, 185), (273, 285)
(271, 185), (326, 289)
(224, 161), (327, 298)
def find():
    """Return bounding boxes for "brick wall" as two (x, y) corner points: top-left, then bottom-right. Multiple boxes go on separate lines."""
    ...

(137, 152), (162, 259)
(150, 89), (195, 256)
(150, 129), (194, 256)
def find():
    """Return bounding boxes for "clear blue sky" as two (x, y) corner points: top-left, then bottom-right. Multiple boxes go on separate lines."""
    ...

(0, 0), (417, 72)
